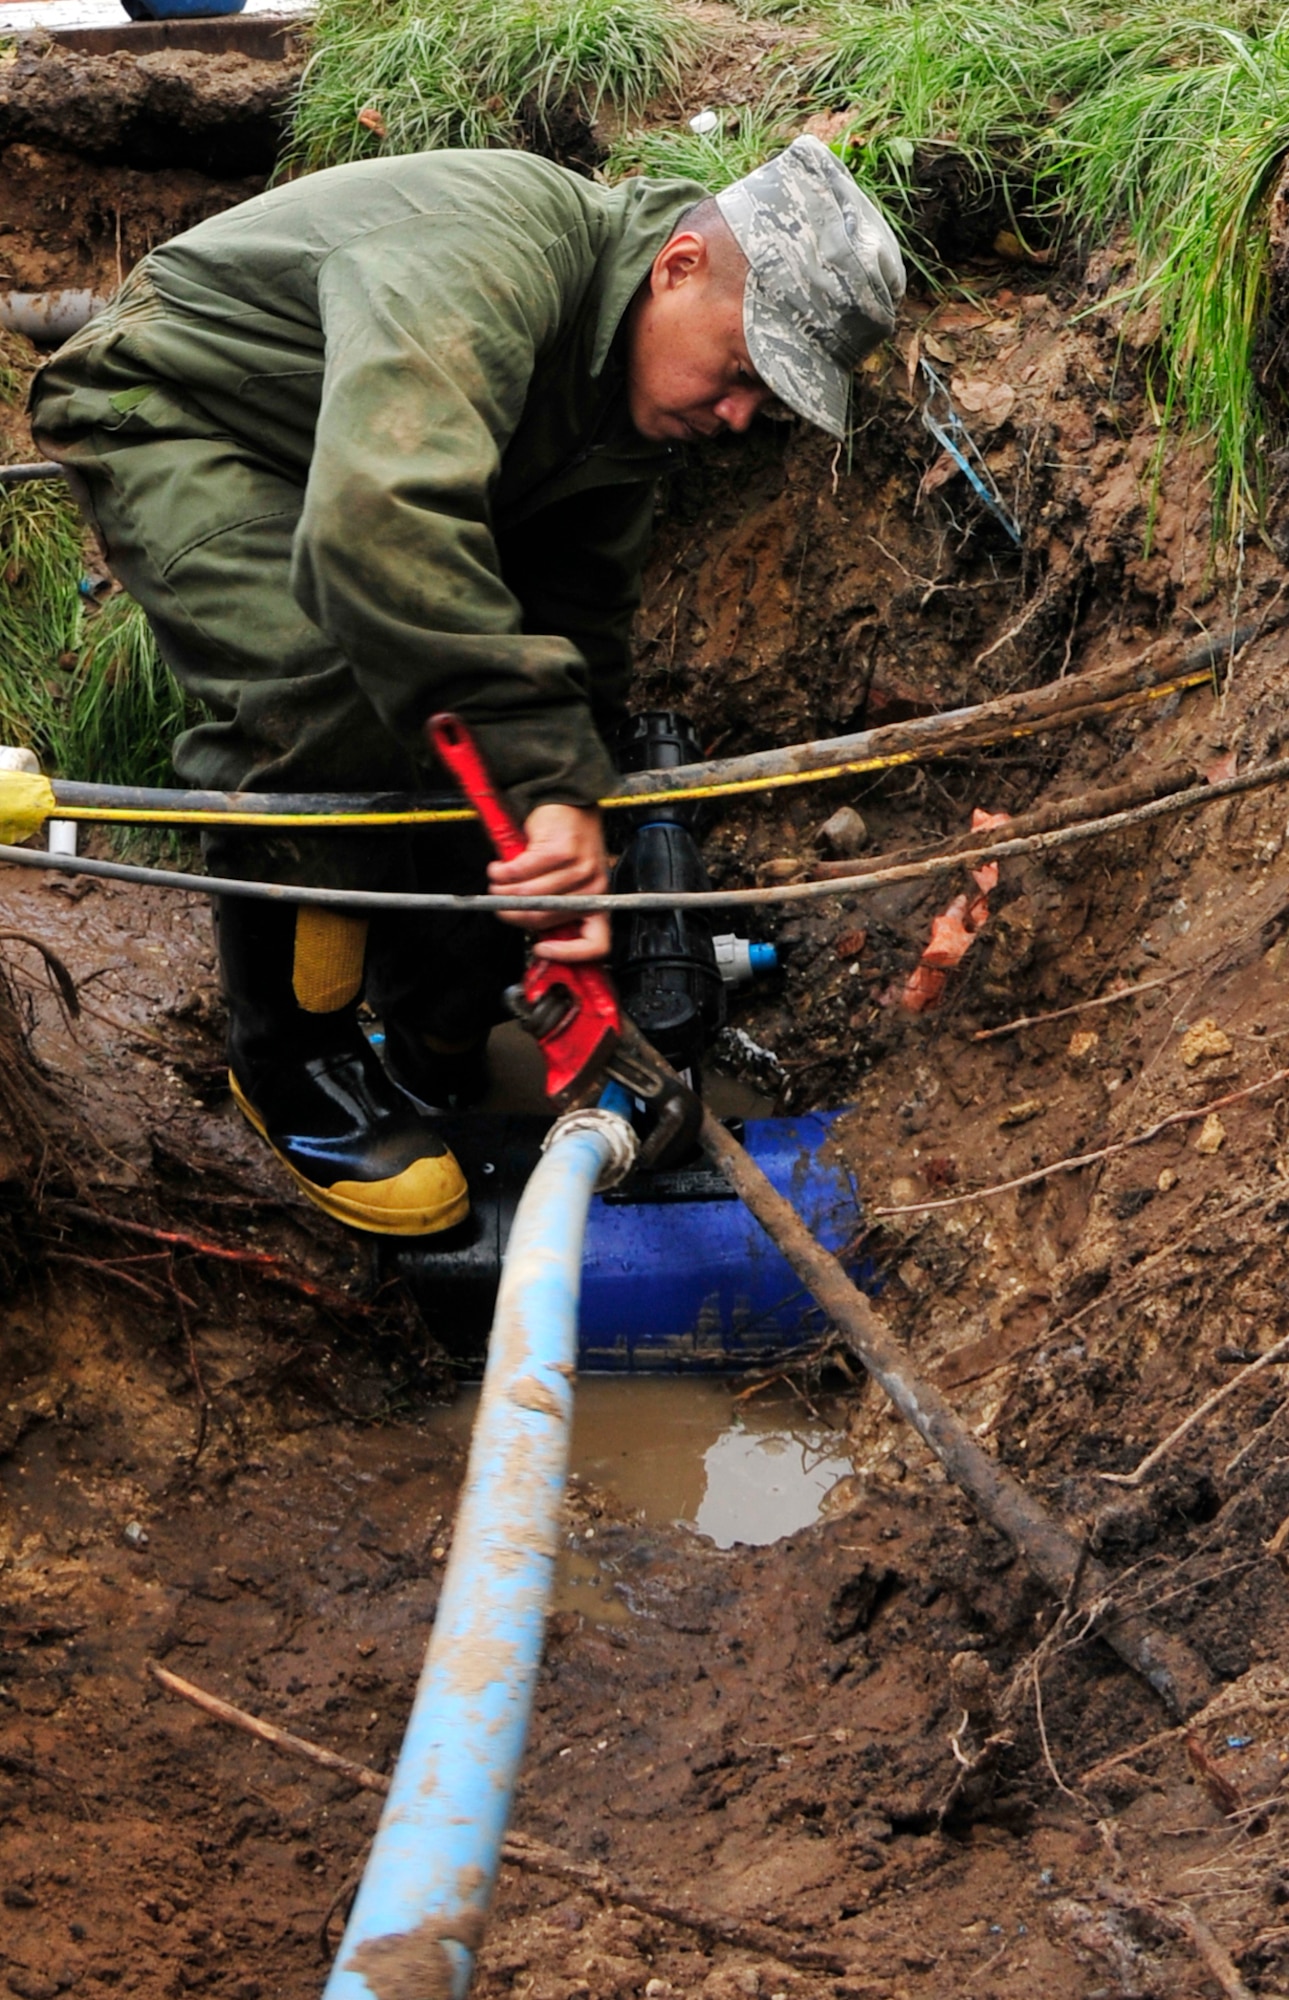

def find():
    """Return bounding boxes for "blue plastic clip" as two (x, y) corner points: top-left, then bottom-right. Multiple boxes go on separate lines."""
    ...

(919, 359), (1022, 546)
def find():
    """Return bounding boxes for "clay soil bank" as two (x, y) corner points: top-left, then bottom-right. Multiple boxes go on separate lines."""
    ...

(3, 25), (1289, 2000)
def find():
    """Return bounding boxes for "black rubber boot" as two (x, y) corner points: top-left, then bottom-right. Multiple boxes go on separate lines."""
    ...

(217, 896), (469, 1237)
(380, 1022), (493, 1112)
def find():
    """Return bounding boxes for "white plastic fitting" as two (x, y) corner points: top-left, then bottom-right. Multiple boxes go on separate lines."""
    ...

(712, 933), (779, 987)
(541, 1104), (639, 1191)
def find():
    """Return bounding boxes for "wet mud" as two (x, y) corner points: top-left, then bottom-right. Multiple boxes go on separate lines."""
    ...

(3, 24), (1289, 1998)
(433, 1379), (858, 1556)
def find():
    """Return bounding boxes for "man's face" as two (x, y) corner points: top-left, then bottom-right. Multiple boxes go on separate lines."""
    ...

(626, 231), (771, 443)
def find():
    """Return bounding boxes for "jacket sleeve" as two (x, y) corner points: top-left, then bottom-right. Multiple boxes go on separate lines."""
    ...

(291, 216), (619, 820)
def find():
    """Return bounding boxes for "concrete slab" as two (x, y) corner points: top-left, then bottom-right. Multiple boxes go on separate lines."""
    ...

(0, 0), (311, 37)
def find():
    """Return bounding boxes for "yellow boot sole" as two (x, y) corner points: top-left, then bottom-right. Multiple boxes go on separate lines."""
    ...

(229, 1073), (470, 1237)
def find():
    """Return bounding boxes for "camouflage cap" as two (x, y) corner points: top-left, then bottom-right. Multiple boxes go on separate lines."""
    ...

(716, 134), (905, 439)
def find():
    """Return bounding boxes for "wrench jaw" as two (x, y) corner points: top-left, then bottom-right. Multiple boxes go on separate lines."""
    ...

(504, 970), (619, 1111)
(506, 981), (703, 1169)
(605, 1020), (704, 1170)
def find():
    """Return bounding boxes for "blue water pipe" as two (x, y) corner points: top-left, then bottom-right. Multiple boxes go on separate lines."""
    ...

(322, 1095), (637, 2000)
(393, 1106), (870, 1370)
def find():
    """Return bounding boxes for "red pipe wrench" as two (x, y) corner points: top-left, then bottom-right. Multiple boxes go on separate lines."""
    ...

(427, 713), (702, 1164)
(428, 711), (619, 1107)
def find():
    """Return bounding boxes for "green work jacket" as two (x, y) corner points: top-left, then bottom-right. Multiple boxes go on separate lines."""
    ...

(32, 150), (706, 816)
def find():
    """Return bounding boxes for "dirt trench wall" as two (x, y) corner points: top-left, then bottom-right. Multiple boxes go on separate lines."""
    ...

(0, 35), (296, 173)
(634, 287), (1218, 760)
(0, 140), (264, 296)
(0, 30), (298, 299)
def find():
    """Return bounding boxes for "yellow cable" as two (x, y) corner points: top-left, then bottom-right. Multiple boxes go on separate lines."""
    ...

(45, 670), (1212, 829)
(52, 805), (477, 827)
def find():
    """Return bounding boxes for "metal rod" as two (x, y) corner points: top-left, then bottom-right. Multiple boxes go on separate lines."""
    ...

(634, 1030), (1220, 1720)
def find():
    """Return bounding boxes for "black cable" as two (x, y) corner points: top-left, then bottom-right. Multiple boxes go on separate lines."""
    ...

(3, 748), (1288, 911)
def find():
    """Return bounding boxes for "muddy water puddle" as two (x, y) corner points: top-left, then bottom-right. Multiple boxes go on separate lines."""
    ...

(425, 1378), (855, 1619)
(567, 1378), (854, 1545)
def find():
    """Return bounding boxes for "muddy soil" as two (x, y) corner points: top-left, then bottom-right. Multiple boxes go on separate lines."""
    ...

(0, 141), (266, 296)
(4, 21), (1289, 1999)
(0, 36), (296, 172)
(0, 33), (296, 290)
(5, 833), (1289, 2000)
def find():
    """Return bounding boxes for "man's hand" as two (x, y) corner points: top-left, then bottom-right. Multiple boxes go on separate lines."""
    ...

(487, 803), (610, 963)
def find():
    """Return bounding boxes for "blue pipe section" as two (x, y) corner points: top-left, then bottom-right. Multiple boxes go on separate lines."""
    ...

(580, 1110), (869, 1371)
(598, 1078), (634, 1121)
(322, 1114), (621, 2000)
(393, 1108), (870, 1370)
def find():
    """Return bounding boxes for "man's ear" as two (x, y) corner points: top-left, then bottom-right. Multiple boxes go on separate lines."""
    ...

(651, 230), (709, 293)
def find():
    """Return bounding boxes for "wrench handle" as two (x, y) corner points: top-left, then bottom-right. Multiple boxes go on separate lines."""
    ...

(428, 711), (527, 862)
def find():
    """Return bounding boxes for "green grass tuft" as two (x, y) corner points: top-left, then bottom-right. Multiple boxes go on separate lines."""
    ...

(799, 0), (1103, 283)
(0, 480), (85, 762)
(798, 0), (1289, 536)
(806, 0), (1080, 174)
(605, 103), (799, 188)
(0, 482), (200, 787)
(0, 338), (204, 791)
(51, 592), (197, 791)
(1047, 11), (1289, 536)
(0, 326), (35, 408)
(286, 0), (701, 174)
(733, 0), (819, 18)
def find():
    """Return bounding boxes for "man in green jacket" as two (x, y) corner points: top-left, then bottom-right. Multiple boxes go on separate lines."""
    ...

(31, 135), (904, 1236)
